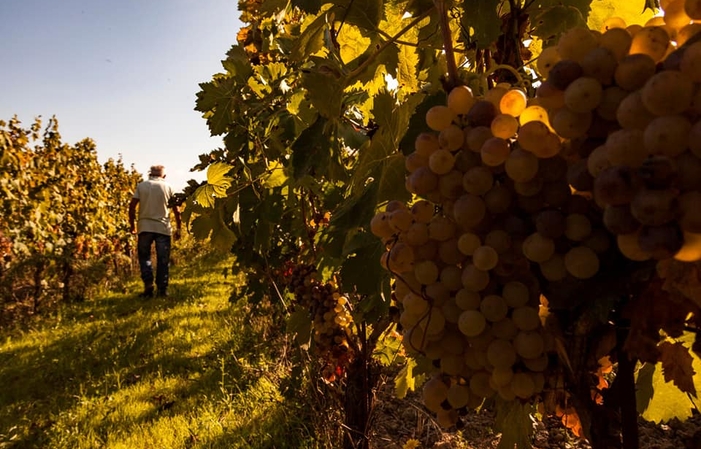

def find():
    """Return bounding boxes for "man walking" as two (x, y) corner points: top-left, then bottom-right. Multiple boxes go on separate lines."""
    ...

(128, 165), (181, 298)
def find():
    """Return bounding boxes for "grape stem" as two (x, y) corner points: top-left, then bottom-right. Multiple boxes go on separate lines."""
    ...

(485, 63), (526, 87)
(434, 0), (460, 90)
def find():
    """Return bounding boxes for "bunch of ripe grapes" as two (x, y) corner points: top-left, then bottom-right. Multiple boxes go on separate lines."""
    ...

(287, 264), (356, 382)
(371, 0), (701, 427)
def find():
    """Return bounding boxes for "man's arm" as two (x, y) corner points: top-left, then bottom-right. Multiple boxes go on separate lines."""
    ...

(172, 205), (182, 240)
(128, 198), (139, 234)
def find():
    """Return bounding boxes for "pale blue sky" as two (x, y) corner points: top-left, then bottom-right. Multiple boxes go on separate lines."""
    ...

(0, 0), (242, 190)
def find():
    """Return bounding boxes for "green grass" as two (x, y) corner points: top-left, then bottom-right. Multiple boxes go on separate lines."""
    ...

(0, 247), (320, 449)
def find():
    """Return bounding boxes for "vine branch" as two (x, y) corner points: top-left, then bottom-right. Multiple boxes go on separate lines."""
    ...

(435, 0), (459, 89)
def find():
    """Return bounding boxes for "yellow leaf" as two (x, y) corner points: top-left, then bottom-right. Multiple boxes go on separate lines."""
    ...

(336, 23), (371, 64)
(587, 0), (656, 33)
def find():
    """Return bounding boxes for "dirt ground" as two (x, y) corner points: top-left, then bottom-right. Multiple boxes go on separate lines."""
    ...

(369, 381), (701, 449)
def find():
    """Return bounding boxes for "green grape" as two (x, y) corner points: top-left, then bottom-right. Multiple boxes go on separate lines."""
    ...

(491, 113), (520, 139)
(414, 259), (440, 285)
(469, 371), (496, 398)
(480, 137), (511, 166)
(505, 148), (539, 183)
(499, 88), (528, 117)
(428, 149), (456, 175)
(502, 281), (530, 308)
(462, 264), (490, 292)
(629, 26), (670, 63)
(453, 194), (487, 230)
(522, 232), (556, 263)
(472, 245), (499, 271)
(455, 288), (482, 310)
(428, 216), (457, 241)
(446, 383), (472, 409)
(644, 115), (692, 157)
(403, 292), (430, 315)
(480, 294), (509, 322)
(614, 53), (657, 91)
(557, 27), (599, 63)
(510, 372), (536, 399)
(599, 27), (632, 60)
(565, 213), (593, 241)
(537, 45), (562, 78)
(487, 339), (518, 369)
(426, 105), (456, 131)
(485, 229), (512, 254)
(564, 77), (604, 113)
(440, 265), (464, 291)
(513, 331), (545, 359)
(462, 166), (494, 195)
(448, 85), (477, 115)
(458, 309), (487, 337)
(370, 212), (394, 238)
(512, 306), (541, 331)
(617, 231), (652, 261)
(422, 375), (449, 413)
(415, 132), (440, 156)
(564, 246), (600, 279)
(539, 254), (568, 281)
(641, 70), (694, 116)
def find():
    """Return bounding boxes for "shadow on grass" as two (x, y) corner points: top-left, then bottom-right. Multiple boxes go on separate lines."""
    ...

(0, 251), (309, 449)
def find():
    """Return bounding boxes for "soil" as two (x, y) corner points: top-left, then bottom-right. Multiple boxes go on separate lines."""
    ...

(369, 380), (701, 449)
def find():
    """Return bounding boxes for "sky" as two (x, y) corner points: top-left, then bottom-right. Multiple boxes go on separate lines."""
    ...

(0, 0), (242, 191)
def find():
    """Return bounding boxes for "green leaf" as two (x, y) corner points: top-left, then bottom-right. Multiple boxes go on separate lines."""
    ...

(531, 5), (587, 43)
(460, 0), (502, 49)
(587, 0), (655, 32)
(494, 400), (534, 449)
(639, 333), (701, 424)
(336, 23), (372, 64)
(301, 68), (345, 119)
(291, 116), (329, 179)
(195, 77), (241, 136)
(340, 235), (385, 296)
(292, 14), (328, 62)
(193, 162), (234, 208)
(263, 161), (288, 188)
(333, 0), (384, 31)
(398, 92), (441, 155)
(397, 44), (420, 93)
(287, 308), (312, 349)
(636, 362), (655, 414)
(395, 359), (418, 398)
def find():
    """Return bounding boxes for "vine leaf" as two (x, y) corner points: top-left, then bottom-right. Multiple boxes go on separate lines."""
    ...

(333, 0), (384, 31)
(658, 259), (701, 310)
(638, 333), (701, 423)
(193, 162), (234, 208)
(395, 358), (417, 399)
(587, 0), (655, 32)
(287, 308), (312, 349)
(658, 341), (697, 397)
(459, 0), (501, 49)
(494, 400), (533, 449)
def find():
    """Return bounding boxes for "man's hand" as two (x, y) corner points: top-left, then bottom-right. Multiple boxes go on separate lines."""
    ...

(129, 223), (137, 234)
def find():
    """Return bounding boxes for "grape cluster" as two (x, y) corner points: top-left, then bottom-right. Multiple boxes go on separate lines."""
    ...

(371, 83), (597, 425)
(287, 264), (356, 382)
(370, 1), (701, 428)
(533, 5), (701, 263)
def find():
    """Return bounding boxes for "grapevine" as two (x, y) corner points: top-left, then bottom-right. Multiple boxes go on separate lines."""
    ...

(190, 0), (701, 447)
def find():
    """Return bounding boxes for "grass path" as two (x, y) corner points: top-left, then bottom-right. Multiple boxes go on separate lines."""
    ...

(0, 249), (316, 449)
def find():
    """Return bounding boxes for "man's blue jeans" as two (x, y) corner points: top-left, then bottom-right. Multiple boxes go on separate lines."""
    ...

(137, 232), (171, 293)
